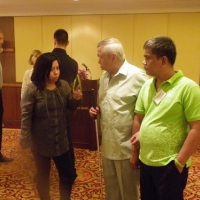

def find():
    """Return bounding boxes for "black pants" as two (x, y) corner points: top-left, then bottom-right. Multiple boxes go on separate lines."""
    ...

(0, 91), (3, 151)
(66, 110), (76, 176)
(140, 160), (188, 200)
(32, 150), (77, 200)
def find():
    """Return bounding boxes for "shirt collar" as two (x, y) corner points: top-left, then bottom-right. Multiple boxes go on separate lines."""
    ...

(168, 70), (184, 84)
(153, 70), (184, 85)
(114, 60), (128, 77)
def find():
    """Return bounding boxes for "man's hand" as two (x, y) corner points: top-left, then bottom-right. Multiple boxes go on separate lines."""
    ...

(130, 131), (140, 169)
(130, 149), (140, 169)
(130, 131), (140, 149)
(174, 161), (183, 173)
(89, 106), (100, 117)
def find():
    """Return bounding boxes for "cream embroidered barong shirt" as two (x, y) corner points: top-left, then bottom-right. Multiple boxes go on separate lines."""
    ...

(99, 60), (148, 160)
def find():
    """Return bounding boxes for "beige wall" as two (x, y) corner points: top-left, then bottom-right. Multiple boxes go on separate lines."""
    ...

(14, 13), (200, 83)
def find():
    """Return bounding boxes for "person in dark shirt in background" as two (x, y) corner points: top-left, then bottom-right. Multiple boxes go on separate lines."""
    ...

(0, 31), (13, 162)
(52, 29), (78, 86)
(52, 29), (78, 179)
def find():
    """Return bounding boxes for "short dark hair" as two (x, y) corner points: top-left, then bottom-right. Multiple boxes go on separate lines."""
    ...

(143, 36), (177, 65)
(31, 52), (60, 90)
(54, 29), (68, 45)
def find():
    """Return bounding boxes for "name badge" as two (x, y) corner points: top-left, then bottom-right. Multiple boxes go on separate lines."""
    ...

(153, 89), (166, 104)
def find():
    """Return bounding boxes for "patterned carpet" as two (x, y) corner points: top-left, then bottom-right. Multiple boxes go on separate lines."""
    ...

(0, 128), (200, 200)
(0, 129), (106, 200)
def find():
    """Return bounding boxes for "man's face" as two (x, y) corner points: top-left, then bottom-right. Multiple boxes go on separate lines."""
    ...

(97, 45), (113, 72)
(142, 48), (163, 77)
(0, 32), (4, 48)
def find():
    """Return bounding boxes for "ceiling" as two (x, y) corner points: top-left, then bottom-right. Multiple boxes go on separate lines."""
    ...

(0, 0), (200, 16)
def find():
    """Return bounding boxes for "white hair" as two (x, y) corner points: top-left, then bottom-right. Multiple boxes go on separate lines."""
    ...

(97, 38), (125, 61)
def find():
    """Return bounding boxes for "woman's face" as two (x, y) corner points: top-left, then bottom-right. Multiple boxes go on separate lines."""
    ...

(31, 54), (40, 65)
(47, 60), (60, 83)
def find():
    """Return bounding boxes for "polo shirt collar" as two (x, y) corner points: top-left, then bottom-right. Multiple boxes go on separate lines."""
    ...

(166, 70), (184, 84)
(153, 70), (184, 85)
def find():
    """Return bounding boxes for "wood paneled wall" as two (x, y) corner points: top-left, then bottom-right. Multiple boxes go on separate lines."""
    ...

(0, 17), (16, 83)
(14, 14), (200, 84)
(2, 83), (21, 128)
(0, 17), (19, 127)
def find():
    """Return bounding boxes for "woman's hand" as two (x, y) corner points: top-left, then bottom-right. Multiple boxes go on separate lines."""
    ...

(73, 85), (83, 100)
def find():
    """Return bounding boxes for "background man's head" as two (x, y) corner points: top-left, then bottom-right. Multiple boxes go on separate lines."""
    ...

(54, 29), (69, 47)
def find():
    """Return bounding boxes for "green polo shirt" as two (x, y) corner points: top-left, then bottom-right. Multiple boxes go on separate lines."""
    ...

(135, 70), (200, 167)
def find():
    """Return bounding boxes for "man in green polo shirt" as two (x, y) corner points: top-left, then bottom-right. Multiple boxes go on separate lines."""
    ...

(131, 36), (200, 200)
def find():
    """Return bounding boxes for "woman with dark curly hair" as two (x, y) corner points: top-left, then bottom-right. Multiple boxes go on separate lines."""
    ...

(20, 52), (82, 200)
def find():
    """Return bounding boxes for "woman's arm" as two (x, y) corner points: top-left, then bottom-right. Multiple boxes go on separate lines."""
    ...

(21, 70), (29, 99)
(20, 85), (35, 149)
(67, 85), (83, 111)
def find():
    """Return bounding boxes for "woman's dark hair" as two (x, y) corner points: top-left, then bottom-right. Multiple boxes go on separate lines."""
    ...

(31, 52), (60, 90)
